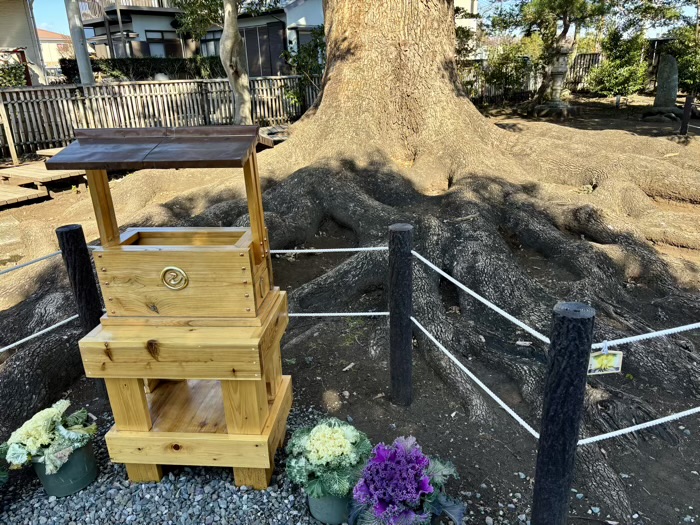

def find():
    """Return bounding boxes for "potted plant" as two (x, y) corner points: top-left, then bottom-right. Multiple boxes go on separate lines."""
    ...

(350, 436), (465, 525)
(287, 418), (373, 525)
(0, 400), (98, 497)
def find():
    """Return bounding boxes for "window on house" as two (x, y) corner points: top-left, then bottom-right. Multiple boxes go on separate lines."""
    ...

(241, 22), (286, 77)
(297, 29), (315, 48)
(200, 30), (223, 57)
(145, 30), (181, 58)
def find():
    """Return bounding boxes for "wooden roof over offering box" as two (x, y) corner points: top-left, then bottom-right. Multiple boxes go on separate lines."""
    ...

(45, 127), (274, 171)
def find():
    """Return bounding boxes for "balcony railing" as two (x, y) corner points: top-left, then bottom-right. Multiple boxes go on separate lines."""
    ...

(80, 0), (174, 20)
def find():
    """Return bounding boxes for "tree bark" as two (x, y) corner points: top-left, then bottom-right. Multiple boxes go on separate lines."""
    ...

(221, 0), (253, 125)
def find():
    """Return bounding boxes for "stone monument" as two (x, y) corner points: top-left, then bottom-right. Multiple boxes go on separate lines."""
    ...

(653, 54), (679, 109)
(534, 46), (581, 118)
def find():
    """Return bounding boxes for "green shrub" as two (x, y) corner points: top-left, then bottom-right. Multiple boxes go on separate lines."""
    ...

(59, 56), (226, 83)
(588, 27), (648, 97)
(281, 26), (325, 109)
(0, 63), (27, 88)
(588, 60), (647, 96)
(665, 27), (700, 95)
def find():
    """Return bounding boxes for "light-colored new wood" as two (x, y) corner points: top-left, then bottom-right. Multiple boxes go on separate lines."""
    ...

(0, 98), (18, 165)
(0, 162), (85, 184)
(243, 153), (266, 265)
(143, 378), (161, 394)
(100, 288), (284, 328)
(105, 377), (292, 472)
(0, 185), (48, 206)
(106, 429), (271, 469)
(125, 464), (163, 482)
(104, 378), (152, 431)
(149, 380), (229, 434)
(36, 147), (65, 157)
(233, 375), (292, 488)
(85, 169), (119, 246)
(222, 379), (269, 435)
(93, 227), (270, 318)
(80, 326), (262, 380)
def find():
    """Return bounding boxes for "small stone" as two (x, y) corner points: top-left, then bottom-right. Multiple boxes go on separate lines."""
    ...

(485, 518), (494, 525)
(591, 507), (601, 514)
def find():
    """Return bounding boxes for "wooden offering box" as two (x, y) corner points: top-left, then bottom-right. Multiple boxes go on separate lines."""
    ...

(47, 127), (291, 489)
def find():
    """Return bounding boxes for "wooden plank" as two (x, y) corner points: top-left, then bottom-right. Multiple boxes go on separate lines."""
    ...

(0, 95), (19, 165)
(106, 428), (271, 469)
(222, 379), (269, 435)
(80, 338), (262, 381)
(85, 169), (119, 246)
(36, 147), (65, 157)
(0, 185), (47, 206)
(96, 249), (257, 318)
(125, 464), (163, 483)
(242, 152), (266, 264)
(234, 375), (292, 488)
(100, 288), (284, 329)
(0, 162), (85, 185)
(149, 379), (229, 434)
(105, 378), (152, 431)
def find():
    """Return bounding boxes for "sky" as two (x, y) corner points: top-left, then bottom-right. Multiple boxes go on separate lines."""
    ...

(33, 0), (71, 35)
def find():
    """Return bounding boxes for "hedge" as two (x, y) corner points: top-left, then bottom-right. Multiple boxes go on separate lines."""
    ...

(59, 56), (227, 83)
(0, 63), (27, 88)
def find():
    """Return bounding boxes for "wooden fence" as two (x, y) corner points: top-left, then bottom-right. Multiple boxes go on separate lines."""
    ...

(0, 76), (320, 159)
(566, 53), (602, 92)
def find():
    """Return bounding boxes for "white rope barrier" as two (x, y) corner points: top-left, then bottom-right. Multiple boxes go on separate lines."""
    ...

(578, 405), (700, 446)
(271, 247), (388, 254)
(289, 312), (389, 318)
(0, 314), (79, 354)
(411, 316), (541, 440)
(411, 251), (551, 345)
(0, 251), (61, 276)
(591, 321), (700, 349)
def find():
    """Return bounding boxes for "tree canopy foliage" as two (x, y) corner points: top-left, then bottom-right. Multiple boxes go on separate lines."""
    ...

(172, 0), (281, 39)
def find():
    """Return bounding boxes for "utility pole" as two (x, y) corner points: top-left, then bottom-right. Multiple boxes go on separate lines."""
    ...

(64, 0), (95, 85)
(115, 0), (128, 58)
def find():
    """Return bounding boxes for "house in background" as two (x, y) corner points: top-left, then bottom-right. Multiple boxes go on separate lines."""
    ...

(76, 0), (478, 77)
(77, 0), (324, 76)
(37, 29), (74, 74)
(455, 0), (479, 31)
(0, 0), (45, 85)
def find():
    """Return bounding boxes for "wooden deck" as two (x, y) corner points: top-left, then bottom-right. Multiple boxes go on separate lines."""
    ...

(0, 161), (86, 188)
(36, 147), (65, 157)
(0, 185), (48, 206)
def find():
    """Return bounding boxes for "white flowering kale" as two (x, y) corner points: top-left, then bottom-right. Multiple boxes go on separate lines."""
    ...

(1, 401), (97, 475)
(286, 418), (372, 498)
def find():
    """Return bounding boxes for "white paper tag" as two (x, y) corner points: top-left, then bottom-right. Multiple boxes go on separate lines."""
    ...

(588, 350), (624, 375)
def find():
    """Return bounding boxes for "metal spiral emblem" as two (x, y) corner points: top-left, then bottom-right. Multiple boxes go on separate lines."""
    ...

(160, 267), (189, 291)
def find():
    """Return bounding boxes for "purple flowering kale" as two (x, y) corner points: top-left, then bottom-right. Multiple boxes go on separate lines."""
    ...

(352, 437), (435, 525)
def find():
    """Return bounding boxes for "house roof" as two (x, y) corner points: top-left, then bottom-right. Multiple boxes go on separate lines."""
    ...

(37, 29), (71, 42)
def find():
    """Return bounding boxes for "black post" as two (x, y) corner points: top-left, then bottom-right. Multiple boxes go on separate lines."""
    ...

(680, 95), (695, 136)
(56, 225), (103, 335)
(389, 224), (413, 407)
(531, 302), (596, 525)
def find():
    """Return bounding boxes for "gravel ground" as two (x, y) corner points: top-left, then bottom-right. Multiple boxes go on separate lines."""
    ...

(0, 406), (324, 525)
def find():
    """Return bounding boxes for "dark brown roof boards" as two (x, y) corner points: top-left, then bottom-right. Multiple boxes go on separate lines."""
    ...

(46, 127), (274, 171)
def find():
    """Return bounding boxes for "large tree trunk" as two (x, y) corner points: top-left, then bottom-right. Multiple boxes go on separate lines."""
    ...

(220, 0), (253, 125)
(256, 1), (700, 522)
(5, 2), (700, 523)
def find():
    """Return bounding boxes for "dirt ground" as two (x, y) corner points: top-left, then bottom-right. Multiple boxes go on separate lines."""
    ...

(1, 100), (699, 524)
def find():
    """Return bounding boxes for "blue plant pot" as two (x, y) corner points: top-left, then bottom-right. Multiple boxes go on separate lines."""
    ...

(32, 442), (99, 498)
(307, 494), (350, 525)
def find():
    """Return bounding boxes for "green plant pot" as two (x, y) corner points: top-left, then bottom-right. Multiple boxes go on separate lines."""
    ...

(32, 443), (99, 498)
(307, 494), (350, 525)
